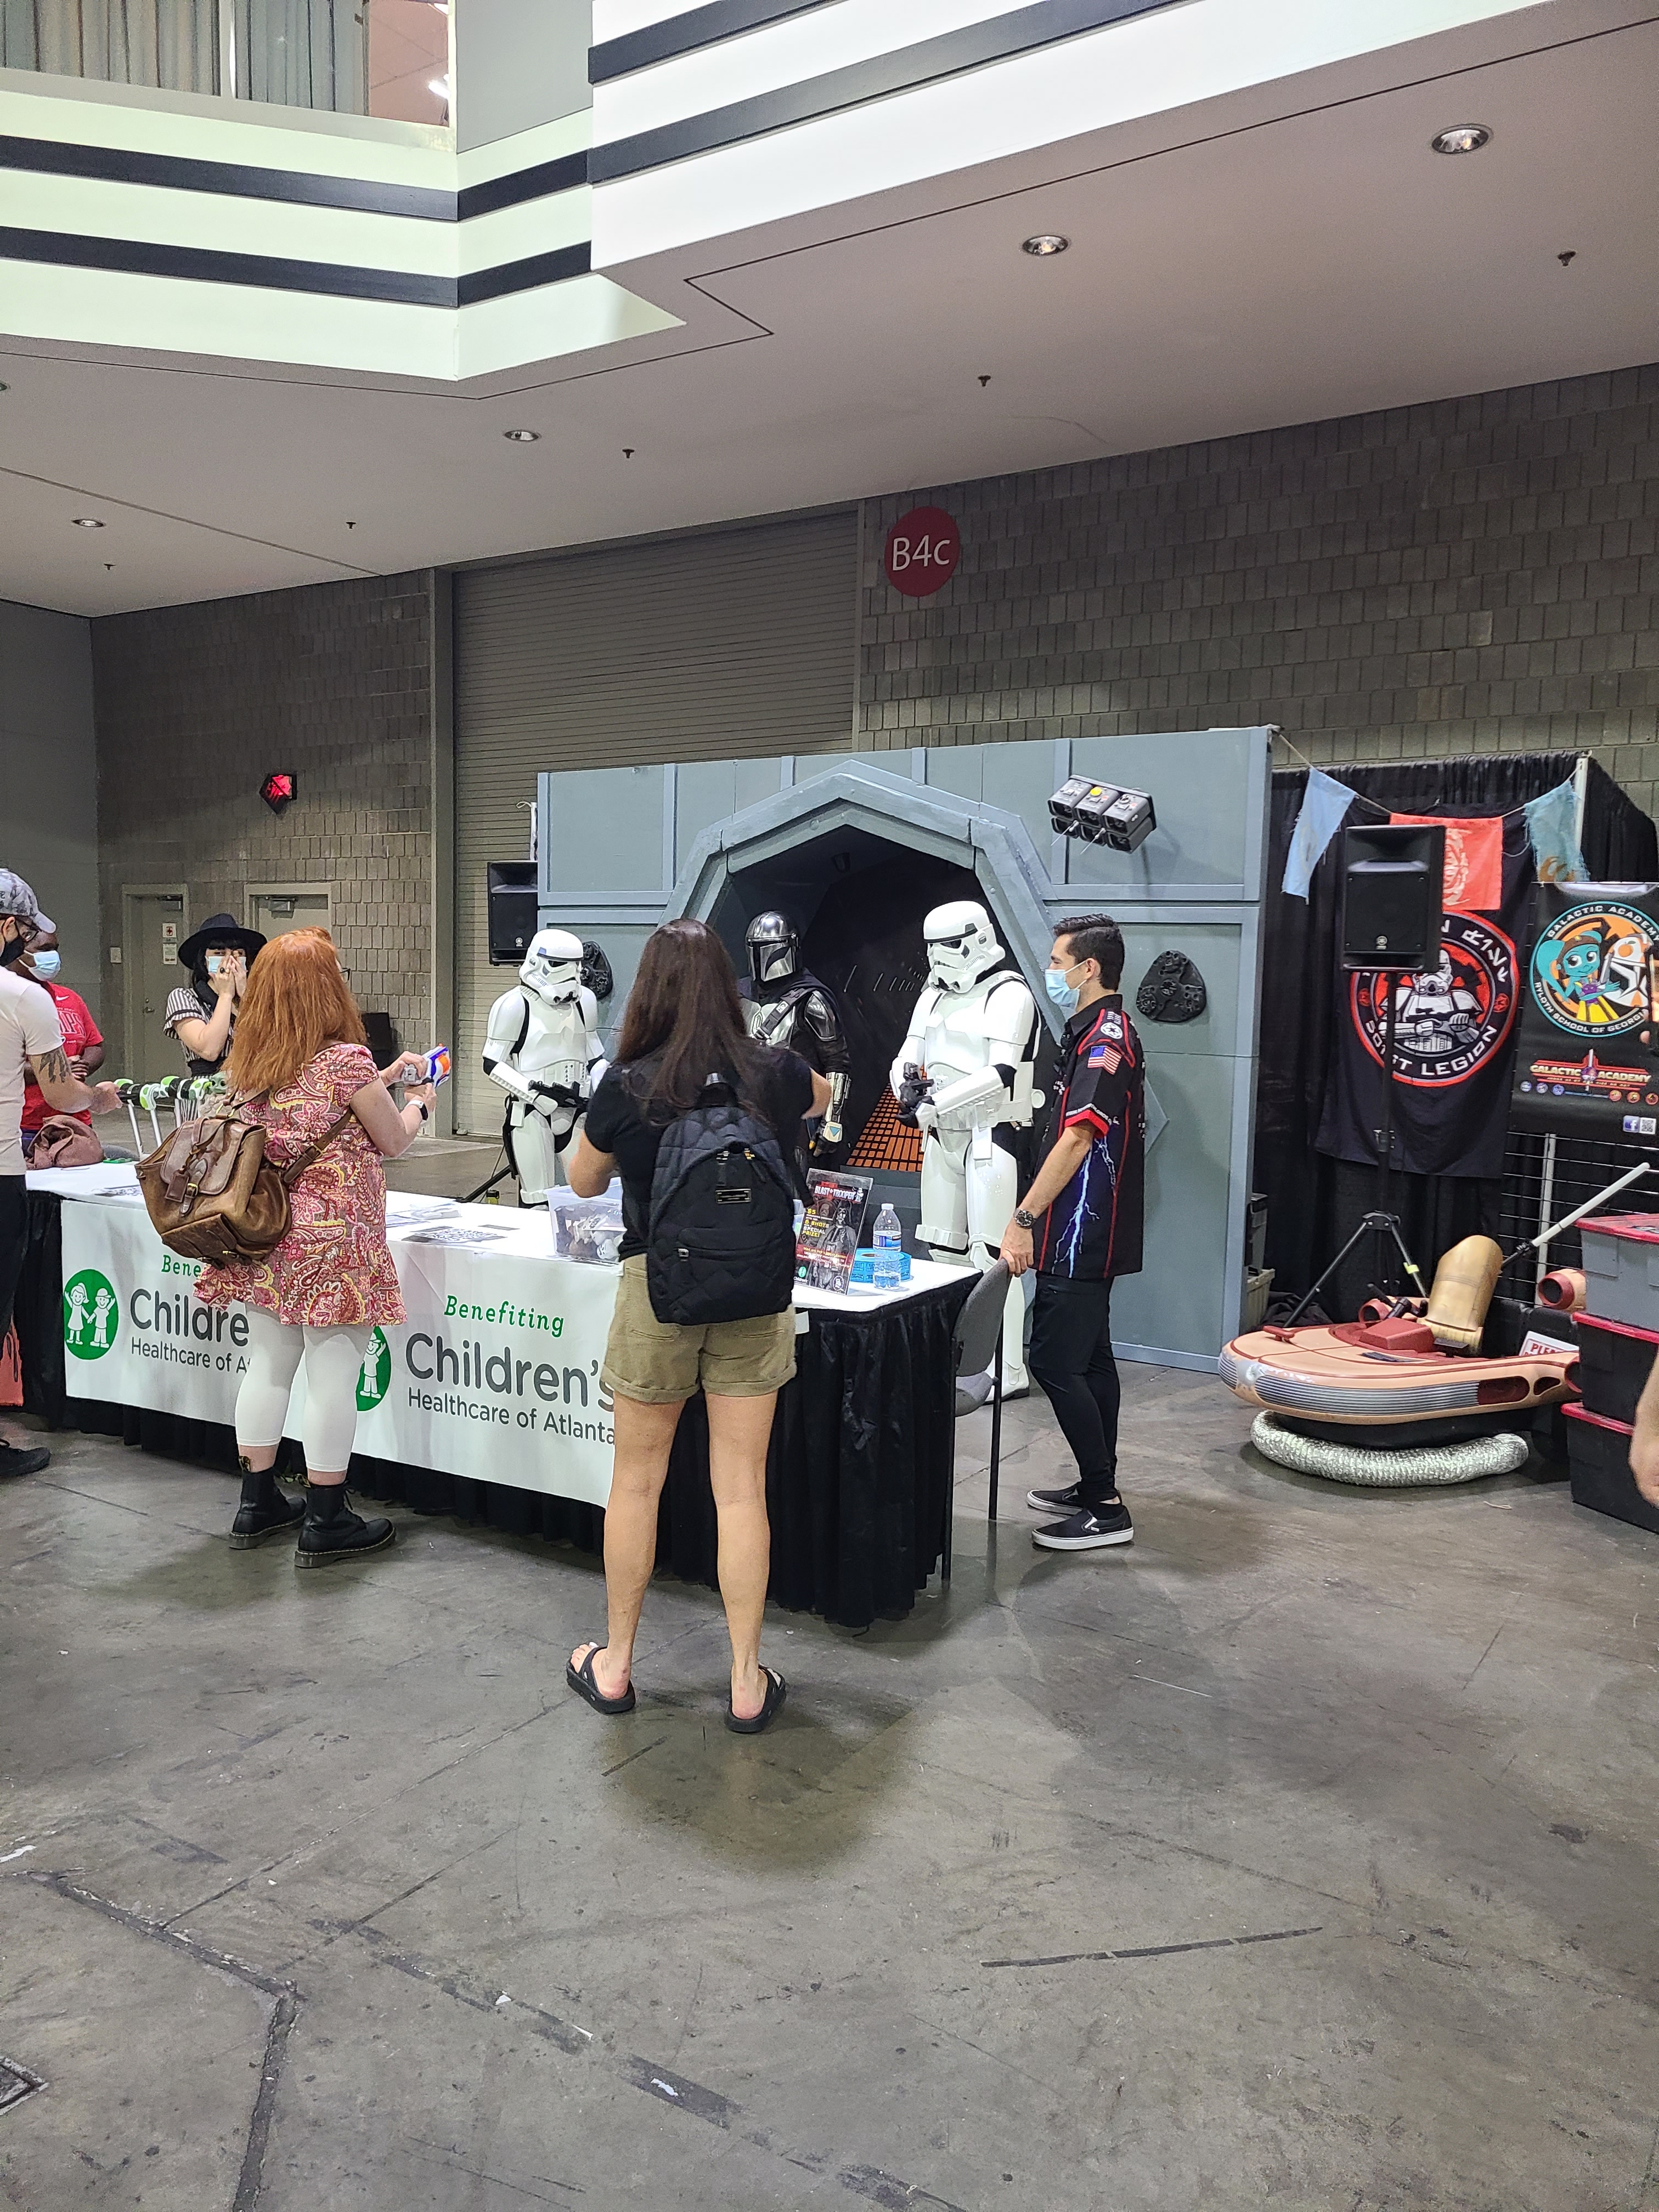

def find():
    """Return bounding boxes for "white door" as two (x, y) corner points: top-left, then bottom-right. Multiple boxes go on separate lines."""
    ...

(121, 889), (188, 1083)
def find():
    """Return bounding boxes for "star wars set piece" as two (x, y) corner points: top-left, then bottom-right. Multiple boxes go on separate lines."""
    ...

(890, 900), (1039, 1397)
(738, 911), (853, 1161)
(482, 929), (606, 1205)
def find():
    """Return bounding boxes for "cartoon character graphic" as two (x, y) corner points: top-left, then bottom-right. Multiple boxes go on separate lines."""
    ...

(90, 1286), (116, 1351)
(1534, 913), (1654, 1032)
(64, 1280), (91, 1346)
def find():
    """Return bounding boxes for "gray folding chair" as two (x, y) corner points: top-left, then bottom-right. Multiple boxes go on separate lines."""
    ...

(943, 1260), (1012, 1583)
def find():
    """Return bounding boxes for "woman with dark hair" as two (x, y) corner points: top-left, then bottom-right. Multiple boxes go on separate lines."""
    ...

(165, 912), (266, 1077)
(564, 918), (831, 1732)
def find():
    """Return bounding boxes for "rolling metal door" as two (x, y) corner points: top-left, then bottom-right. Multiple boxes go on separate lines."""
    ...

(453, 512), (857, 1134)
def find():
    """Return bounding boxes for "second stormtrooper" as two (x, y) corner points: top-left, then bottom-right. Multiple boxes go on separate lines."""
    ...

(738, 912), (853, 1163)
(891, 901), (1039, 1399)
(482, 929), (605, 1205)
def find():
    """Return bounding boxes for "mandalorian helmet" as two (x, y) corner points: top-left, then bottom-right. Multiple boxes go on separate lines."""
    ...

(923, 900), (1005, 991)
(747, 911), (800, 988)
(519, 928), (585, 1004)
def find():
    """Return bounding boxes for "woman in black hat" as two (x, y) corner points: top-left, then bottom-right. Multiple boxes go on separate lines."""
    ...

(165, 913), (267, 1077)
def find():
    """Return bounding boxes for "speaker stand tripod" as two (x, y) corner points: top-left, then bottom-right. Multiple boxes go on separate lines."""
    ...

(1286, 972), (1429, 1325)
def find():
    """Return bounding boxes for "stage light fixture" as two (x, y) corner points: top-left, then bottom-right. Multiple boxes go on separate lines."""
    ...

(1048, 776), (1156, 854)
(260, 771), (296, 815)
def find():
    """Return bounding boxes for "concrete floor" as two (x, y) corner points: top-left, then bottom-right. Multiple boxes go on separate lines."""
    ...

(2, 1364), (1657, 2211)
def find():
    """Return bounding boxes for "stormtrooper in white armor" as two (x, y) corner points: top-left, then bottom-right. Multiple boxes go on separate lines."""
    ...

(482, 929), (605, 1205)
(891, 901), (1039, 1399)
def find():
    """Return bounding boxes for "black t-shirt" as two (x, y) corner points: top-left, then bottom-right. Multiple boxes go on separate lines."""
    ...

(585, 1046), (815, 1259)
(1034, 995), (1146, 1281)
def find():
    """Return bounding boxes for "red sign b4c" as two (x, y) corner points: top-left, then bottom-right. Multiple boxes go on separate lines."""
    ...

(883, 506), (960, 597)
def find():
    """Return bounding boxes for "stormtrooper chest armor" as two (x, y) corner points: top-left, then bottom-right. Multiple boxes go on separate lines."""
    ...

(921, 980), (1016, 1120)
(509, 992), (590, 1094)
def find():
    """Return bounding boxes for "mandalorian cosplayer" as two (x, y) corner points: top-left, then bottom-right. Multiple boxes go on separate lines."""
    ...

(738, 912), (852, 1158)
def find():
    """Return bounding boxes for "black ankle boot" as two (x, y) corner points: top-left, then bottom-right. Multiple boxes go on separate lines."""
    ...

(229, 1460), (305, 1548)
(295, 1484), (394, 1569)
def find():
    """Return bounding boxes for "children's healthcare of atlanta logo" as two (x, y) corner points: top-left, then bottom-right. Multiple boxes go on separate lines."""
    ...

(356, 1327), (392, 1411)
(63, 1268), (120, 1361)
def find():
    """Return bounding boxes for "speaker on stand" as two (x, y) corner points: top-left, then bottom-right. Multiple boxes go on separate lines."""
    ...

(1288, 823), (1446, 1322)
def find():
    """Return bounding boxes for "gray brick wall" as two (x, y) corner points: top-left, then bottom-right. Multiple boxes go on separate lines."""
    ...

(857, 363), (1659, 819)
(93, 572), (435, 1070)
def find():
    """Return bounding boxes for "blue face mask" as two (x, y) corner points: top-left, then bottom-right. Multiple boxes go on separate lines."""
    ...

(29, 949), (60, 981)
(1045, 961), (1084, 1015)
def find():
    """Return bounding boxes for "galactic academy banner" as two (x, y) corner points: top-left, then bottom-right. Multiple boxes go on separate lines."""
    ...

(1512, 881), (1659, 1144)
(58, 1197), (620, 1505)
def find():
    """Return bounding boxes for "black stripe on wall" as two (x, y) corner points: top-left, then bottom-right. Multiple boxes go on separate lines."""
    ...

(0, 133), (588, 222)
(589, 0), (830, 86)
(0, 225), (592, 307)
(591, 0), (1182, 183)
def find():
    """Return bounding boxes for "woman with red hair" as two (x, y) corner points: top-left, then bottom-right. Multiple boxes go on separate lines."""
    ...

(194, 929), (435, 1564)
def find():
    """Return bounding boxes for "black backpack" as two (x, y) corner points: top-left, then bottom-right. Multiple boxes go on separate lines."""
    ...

(646, 1082), (799, 1325)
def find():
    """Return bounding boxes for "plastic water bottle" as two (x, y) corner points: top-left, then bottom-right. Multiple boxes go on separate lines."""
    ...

(872, 1204), (903, 1291)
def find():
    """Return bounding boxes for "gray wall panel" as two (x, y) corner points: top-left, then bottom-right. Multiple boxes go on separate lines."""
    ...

(453, 512), (856, 1131)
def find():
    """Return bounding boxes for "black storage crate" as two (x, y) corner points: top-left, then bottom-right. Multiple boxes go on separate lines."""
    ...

(1562, 1405), (1659, 1536)
(1575, 1316), (1659, 1429)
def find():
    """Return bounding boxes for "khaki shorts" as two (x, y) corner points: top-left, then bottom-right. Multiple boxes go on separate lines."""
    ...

(601, 1254), (798, 1404)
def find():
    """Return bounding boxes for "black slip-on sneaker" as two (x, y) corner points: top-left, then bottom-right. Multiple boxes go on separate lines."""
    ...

(0, 1443), (49, 1480)
(1032, 1501), (1135, 1552)
(1026, 1482), (1084, 1514)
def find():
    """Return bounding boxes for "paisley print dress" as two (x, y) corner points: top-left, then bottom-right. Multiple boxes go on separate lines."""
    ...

(195, 1041), (405, 1328)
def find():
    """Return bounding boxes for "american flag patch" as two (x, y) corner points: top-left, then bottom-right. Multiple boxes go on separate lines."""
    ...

(1088, 1046), (1122, 1073)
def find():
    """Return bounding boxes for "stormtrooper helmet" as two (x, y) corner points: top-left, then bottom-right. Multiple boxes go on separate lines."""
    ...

(519, 928), (585, 1003)
(923, 901), (1003, 991)
(747, 911), (800, 988)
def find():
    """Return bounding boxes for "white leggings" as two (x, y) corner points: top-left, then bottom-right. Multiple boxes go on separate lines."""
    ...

(236, 1307), (374, 1475)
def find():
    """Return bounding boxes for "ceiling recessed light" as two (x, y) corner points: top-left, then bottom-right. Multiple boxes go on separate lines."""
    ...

(72, 516), (104, 529)
(1431, 124), (1491, 155)
(503, 427), (540, 443)
(1022, 234), (1069, 258)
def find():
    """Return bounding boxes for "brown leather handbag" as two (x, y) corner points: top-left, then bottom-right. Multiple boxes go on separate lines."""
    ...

(137, 1096), (356, 1265)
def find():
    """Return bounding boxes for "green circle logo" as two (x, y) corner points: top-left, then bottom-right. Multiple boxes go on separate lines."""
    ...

(63, 1269), (119, 1361)
(356, 1328), (391, 1410)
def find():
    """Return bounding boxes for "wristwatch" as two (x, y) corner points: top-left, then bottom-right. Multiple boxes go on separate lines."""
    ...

(1013, 1207), (1038, 1230)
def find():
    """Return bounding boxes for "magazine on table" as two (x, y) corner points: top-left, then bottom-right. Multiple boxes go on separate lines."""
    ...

(794, 1170), (871, 1295)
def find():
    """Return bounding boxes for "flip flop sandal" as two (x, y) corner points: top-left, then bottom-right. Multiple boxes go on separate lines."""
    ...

(725, 1666), (787, 1735)
(565, 1645), (636, 1716)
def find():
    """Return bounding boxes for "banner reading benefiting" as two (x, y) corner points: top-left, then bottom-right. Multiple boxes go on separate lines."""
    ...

(1512, 881), (1659, 1144)
(59, 1197), (619, 1504)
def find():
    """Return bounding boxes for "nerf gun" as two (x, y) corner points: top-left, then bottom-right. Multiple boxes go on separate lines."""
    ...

(138, 1081), (176, 1145)
(112, 1079), (145, 1153)
(421, 1047), (452, 1087)
(895, 1063), (934, 1127)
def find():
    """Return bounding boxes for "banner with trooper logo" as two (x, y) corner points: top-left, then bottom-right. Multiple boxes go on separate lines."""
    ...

(1511, 881), (1659, 1144)
(1316, 816), (1532, 1178)
(58, 1194), (620, 1505)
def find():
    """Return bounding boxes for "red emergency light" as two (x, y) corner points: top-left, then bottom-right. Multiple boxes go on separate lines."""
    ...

(260, 771), (296, 815)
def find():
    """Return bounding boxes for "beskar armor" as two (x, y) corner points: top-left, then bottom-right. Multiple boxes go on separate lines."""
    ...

(892, 900), (1039, 1396)
(482, 928), (606, 1205)
(738, 911), (851, 1152)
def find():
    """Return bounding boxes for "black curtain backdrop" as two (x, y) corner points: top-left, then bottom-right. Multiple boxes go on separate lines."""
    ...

(1258, 755), (1657, 1313)
(22, 1192), (969, 1632)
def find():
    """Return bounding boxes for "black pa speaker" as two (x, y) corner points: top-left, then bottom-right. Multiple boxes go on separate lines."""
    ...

(1339, 823), (1445, 972)
(487, 861), (538, 965)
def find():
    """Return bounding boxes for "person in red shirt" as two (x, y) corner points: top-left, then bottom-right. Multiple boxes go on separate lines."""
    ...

(19, 930), (104, 1145)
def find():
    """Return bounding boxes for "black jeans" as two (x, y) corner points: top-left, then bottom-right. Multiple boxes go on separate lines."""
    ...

(0, 1174), (25, 1345)
(1029, 1274), (1120, 1506)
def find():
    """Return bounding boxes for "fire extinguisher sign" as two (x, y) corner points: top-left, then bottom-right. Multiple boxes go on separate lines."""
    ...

(882, 506), (960, 597)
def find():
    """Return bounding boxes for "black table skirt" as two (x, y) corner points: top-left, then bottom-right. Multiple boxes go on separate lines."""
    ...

(19, 1193), (969, 1629)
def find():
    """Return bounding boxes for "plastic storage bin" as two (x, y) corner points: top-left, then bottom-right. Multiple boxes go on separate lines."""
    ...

(1562, 1403), (1659, 1536)
(1574, 1314), (1659, 1429)
(1577, 1213), (1659, 1329)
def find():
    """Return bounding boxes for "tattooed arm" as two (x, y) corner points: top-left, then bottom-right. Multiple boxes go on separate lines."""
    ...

(28, 1046), (118, 1119)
